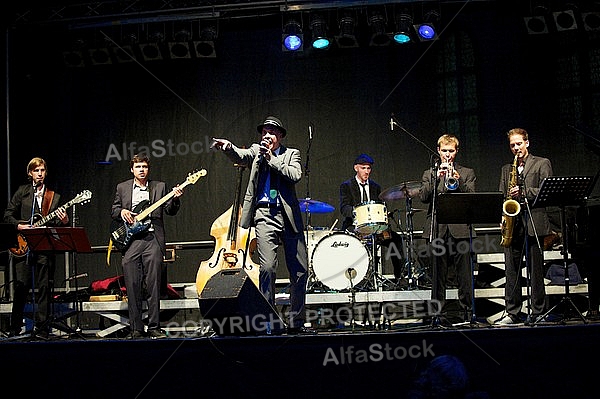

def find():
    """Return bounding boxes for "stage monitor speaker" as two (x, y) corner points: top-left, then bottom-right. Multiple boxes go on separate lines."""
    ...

(198, 268), (286, 336)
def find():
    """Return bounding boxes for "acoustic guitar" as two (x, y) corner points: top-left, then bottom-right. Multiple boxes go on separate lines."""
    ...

(9, 189), (93, 257)
(110, 169), (206, 251)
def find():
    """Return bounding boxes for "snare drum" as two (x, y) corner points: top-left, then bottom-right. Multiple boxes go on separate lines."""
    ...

(353, 201), (389, 235)
(311, 231), (370, 291)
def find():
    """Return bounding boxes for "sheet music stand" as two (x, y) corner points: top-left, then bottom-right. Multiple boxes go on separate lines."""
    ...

(437, 192), (504, 326)
(21, 227), (92, 337)
(532, 176), (594, 324)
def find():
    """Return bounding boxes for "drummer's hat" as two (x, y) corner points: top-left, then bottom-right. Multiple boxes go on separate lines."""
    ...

(354, 154), (374, 165)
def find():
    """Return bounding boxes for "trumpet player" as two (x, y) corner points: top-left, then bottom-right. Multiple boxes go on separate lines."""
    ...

(495, 128), (553, 326)
(420, 134), (476, 324)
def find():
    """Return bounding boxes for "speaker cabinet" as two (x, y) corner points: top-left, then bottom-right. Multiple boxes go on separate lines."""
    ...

(198, 268), (285, 335)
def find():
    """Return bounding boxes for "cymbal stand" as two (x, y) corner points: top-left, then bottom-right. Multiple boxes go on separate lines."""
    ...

(404, 195), (418, 290)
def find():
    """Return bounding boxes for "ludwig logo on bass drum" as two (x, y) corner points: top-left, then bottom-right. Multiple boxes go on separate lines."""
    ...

(330, 241), (350, 248)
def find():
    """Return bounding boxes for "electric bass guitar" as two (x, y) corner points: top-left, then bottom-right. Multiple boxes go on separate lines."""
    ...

(9, 189), (93, 257)
(110, 169), (207, 251)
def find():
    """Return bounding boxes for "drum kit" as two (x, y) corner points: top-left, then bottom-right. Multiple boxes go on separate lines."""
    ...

(300, 180), (426, 293)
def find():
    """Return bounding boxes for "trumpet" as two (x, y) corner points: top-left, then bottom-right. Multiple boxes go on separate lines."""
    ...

(440, 161), (459, 190)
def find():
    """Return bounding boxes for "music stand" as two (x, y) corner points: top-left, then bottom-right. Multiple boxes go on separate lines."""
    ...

(21, 227), (92, 337)
(437, 192), (504, 326)
(532, 176), (594, 324)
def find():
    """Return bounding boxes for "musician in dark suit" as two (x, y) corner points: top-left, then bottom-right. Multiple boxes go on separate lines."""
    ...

(3, 157), (70, 338)
(420, 134), (477, 323)
(212, 116), (313, 334)
(339, 154), (404, 285)
(110, 153), (183, 339)
(495, 128), (553, 326)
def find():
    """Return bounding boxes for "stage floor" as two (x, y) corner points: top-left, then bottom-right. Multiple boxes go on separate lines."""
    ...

(1, 316), (599, 399)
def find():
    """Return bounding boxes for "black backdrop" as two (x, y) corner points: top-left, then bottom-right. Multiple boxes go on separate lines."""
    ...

(2, 1), (600, 286)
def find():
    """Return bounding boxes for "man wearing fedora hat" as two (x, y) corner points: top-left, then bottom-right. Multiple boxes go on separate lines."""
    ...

(212, 116), (313, 334)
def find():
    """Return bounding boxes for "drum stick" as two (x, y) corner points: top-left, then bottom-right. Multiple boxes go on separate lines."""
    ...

(329, 219), (338, 231)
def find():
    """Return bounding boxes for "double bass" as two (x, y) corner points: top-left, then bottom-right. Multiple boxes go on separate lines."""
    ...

(195, 164), (260, 296)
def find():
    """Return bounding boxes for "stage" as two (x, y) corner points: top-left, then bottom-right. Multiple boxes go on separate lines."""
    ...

(1, 318), (599, 398)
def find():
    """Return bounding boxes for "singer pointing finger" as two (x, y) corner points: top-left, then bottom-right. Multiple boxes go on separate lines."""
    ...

(211, 116), (313, 334)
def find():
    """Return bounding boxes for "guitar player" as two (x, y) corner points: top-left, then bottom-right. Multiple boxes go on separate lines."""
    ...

(3, 157), (70, 338)
(110, 153), (183, 339)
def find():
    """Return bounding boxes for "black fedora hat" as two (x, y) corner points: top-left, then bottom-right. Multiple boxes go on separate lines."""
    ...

(257, 116), (287, 137)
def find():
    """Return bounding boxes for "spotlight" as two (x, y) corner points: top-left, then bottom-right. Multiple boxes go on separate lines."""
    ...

(414, 9), (439, 41)
(553, 10), (578, 31)
(89, 48), (112, 65)
(282, 19), (303, 52)
(63, 50), (85, 67)
(582, 12), (600, 31)
(169, 29), (191, 59)
(524, 6), (549, 35)
(63, 37), (87, 67)
(194, 25), (217, 58)
(141, 26), (165, 61)
(335, 14), (358, 48)
(393, 13), (413, 44)
(369, 11), (391, 46)
(310, 14), (330, 50)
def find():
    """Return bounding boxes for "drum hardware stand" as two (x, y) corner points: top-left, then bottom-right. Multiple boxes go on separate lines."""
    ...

(532, 176), (594, 325)
(346, 268), (358, 331)
(403, 196), (418, 290)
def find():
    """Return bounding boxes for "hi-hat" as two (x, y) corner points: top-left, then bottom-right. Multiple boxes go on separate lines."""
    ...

(299, 198), (335, 214)
(380, 181), (423, 201)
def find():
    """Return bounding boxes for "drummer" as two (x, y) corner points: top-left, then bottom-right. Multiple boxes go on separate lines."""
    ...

(339, 154), (404, 284)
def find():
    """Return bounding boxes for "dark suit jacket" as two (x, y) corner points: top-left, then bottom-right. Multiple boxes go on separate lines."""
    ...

(420, 163), (477, 240)
(499, 154), (553, 237)
(224, 143), (304, 234)
(110, 179), (180, 256)
(339, 178), (382, 231)
(4, 184), (64, 227)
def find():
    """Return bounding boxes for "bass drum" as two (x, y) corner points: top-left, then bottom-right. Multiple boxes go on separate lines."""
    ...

(311, 231), (370, 291)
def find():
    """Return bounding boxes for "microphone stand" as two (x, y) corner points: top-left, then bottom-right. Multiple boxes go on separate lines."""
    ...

(304, 123), (313, 229)
(428, 156), (443, 328)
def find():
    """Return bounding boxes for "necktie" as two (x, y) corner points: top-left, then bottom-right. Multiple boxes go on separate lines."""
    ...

(360, 183), (368, 202)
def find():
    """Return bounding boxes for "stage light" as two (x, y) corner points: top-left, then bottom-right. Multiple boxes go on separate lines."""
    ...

(169, 28), (191, 59)
(369, 11), (391, 46)
(553, 10), (578, 32)
(414, 10), (439, 41)
(89, 48), (112, 65)
(282, 19), (303, 52)
(524, 16), (548, 34)
(310, 14), (330, 50)
(393, 13), (413, 44)
(335, 13), (358, 48)
(195, 25), (217, 57)
(141, 25), (165, 61)
(582, 12), (600, 31)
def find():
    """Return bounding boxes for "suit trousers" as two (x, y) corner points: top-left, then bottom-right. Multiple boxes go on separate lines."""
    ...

(122, 232), (162, 332)
(254, 207), (308, 328)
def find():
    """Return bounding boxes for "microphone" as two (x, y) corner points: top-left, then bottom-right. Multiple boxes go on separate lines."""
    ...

(390, 114), (394, 131)
(309, 123), (313, 140)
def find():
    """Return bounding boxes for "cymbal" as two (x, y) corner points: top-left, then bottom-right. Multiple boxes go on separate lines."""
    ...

(379, 181), (423, 201)
(299, 198), (335, 214)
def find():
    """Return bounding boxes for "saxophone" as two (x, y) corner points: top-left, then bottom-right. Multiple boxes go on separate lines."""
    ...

(500, 153), (521, 247)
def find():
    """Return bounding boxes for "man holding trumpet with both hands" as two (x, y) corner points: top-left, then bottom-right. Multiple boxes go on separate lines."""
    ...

(420, 134), (476, 324)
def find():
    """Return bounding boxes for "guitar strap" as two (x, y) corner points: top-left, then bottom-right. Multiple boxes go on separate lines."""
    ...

(42, 189), (55, 217)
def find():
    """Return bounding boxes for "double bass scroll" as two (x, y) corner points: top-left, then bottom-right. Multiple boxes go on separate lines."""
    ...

(195, 164), (260, 296)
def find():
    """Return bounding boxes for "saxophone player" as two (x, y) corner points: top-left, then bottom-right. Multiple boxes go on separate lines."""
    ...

(495, 128), (553, 326)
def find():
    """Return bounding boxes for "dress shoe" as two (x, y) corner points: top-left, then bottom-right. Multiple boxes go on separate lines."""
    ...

(147, 328), (168, 339)
(286, 326), (317, 335)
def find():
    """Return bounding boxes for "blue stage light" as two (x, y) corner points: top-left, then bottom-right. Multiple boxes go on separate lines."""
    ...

(282, 19), (303, 52)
